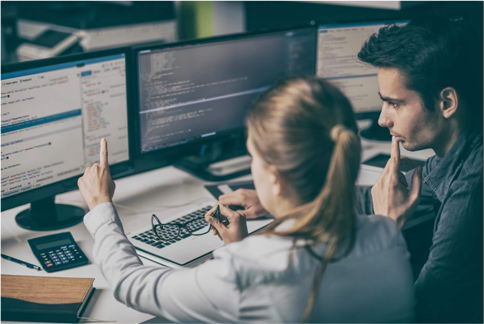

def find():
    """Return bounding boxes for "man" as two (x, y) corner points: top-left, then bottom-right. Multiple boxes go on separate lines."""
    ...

(220, 15), (483, 323)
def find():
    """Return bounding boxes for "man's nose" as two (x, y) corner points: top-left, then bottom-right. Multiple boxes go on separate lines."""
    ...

(378, 106), (393, 128)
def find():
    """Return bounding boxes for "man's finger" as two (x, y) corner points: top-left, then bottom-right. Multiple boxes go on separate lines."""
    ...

(100, 138), (108, 166)
(390, 136), (401, 173)
(409, 166), (423, 203)
(219, 192), (246, 207)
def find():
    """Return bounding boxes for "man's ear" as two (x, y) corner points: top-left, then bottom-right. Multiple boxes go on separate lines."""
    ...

(439, 87), (459, 119)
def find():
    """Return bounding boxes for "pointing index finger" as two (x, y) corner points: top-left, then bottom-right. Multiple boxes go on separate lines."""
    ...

(390, 136), (400, 173)
(100, 138), (108, 166)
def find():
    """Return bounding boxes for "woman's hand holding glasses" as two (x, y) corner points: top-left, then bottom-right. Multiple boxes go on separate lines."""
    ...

(205, 204), (248, 244)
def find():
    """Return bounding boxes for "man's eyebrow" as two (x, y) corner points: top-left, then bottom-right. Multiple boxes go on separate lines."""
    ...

(378, 92), (405, 103)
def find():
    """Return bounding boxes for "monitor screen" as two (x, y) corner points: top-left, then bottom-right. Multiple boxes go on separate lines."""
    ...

(137, 27), (316, 153)
(1, 54), (130, 198)
(317, 20), (408, 116)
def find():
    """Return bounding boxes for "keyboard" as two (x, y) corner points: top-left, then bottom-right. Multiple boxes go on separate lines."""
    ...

(131, 205), (213, 249)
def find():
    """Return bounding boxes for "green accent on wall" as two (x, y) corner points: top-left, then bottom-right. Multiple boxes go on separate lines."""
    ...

(179, 1), (214, 40)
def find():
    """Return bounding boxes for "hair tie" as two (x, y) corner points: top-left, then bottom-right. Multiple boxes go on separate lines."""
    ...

(330, 124), (346, 142)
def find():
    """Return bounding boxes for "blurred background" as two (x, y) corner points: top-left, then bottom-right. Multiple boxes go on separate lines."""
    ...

(2, 1), (482, 65)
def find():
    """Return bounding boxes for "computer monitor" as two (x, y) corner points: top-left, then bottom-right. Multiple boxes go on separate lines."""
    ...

(317, 19), (408, 140)
(134, 27), (316, 163)
(1, 48), (132, 230)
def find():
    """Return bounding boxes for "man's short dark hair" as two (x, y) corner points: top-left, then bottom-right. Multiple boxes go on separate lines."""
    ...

(358, 15), (483, 129)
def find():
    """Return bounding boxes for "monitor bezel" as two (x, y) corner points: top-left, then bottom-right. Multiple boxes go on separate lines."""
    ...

(315, 16), (411, 120)
(1, 47), (135, 211)
(131, 24), (318, 160)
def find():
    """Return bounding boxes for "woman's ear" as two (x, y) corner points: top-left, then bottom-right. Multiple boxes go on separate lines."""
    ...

(439, 87), (459, 119)
(269, 166), (282, 197)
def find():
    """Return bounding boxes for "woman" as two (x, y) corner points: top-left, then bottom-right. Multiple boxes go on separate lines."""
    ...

(78, 77), (415, 322)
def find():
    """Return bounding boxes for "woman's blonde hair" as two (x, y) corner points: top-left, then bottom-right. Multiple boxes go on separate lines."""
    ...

(246, 77), (361, 322)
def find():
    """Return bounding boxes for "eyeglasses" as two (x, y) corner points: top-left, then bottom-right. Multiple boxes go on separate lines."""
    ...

(151, 205), (220, 241)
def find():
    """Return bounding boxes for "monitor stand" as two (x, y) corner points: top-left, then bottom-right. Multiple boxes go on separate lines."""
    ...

(175, 154), (251, 182)
(16, 196), (85, 231)
(360, 118), (392, 142)
(174, 135), (251, 182)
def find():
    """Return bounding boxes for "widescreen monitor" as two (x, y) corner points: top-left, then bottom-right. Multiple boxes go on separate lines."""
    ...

(135, 27), (317, 155)
(1, 48), (132, 230)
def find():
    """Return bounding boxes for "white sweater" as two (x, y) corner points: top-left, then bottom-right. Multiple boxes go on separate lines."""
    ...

(84, 202), (415, 323)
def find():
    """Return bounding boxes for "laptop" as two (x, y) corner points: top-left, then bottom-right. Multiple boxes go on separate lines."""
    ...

(128, 198), (273, 268)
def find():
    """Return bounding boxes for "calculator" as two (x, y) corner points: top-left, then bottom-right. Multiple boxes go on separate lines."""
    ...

(28, 232), (89, 273)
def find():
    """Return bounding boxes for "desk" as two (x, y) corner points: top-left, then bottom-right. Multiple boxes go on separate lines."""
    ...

(1, 137), (434, 323)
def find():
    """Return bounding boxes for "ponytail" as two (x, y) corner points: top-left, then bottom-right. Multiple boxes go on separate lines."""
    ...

(260, 126), (361, 321)
(246, 77), (362, 322)
(300, 126), (360, 322)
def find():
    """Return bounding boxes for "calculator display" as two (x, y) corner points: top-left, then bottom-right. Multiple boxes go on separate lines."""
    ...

(35, 238), (72, 250)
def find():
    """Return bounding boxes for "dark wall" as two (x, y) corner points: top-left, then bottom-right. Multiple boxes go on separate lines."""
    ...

(245, 1), (483, 37)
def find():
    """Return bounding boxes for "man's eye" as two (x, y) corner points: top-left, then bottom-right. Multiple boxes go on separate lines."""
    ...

(389, 102), (399, 108)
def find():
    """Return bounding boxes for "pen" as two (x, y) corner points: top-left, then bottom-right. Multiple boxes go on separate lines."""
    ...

(1, 254), (43, 271)
(216, 205), (221, 223)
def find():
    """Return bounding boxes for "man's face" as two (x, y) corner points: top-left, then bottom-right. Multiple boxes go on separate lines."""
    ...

(377, 68), (442, 151)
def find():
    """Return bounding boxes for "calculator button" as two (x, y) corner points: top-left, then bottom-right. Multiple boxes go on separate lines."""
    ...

(40, 253), (46, 256)
(55, 261), (62, 265)
(78, 256), (83, 259)
(46, 264), (53, 267)
(62, 260), (69, 264)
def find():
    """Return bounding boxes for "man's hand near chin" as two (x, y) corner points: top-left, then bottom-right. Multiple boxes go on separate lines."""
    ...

(371, 136), (423, 228)
(218, 188), (269, 219)
(78, 138), (116, 211)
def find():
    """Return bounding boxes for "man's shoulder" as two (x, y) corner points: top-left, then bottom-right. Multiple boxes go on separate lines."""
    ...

(461, 138), (483, 177)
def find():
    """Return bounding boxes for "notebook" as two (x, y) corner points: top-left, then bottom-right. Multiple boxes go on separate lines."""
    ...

(1, 274), (95, 323)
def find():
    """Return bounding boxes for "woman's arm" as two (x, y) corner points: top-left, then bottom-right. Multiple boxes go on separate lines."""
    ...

(78, 140), (239, 322)
(85, 202), (239, 322)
